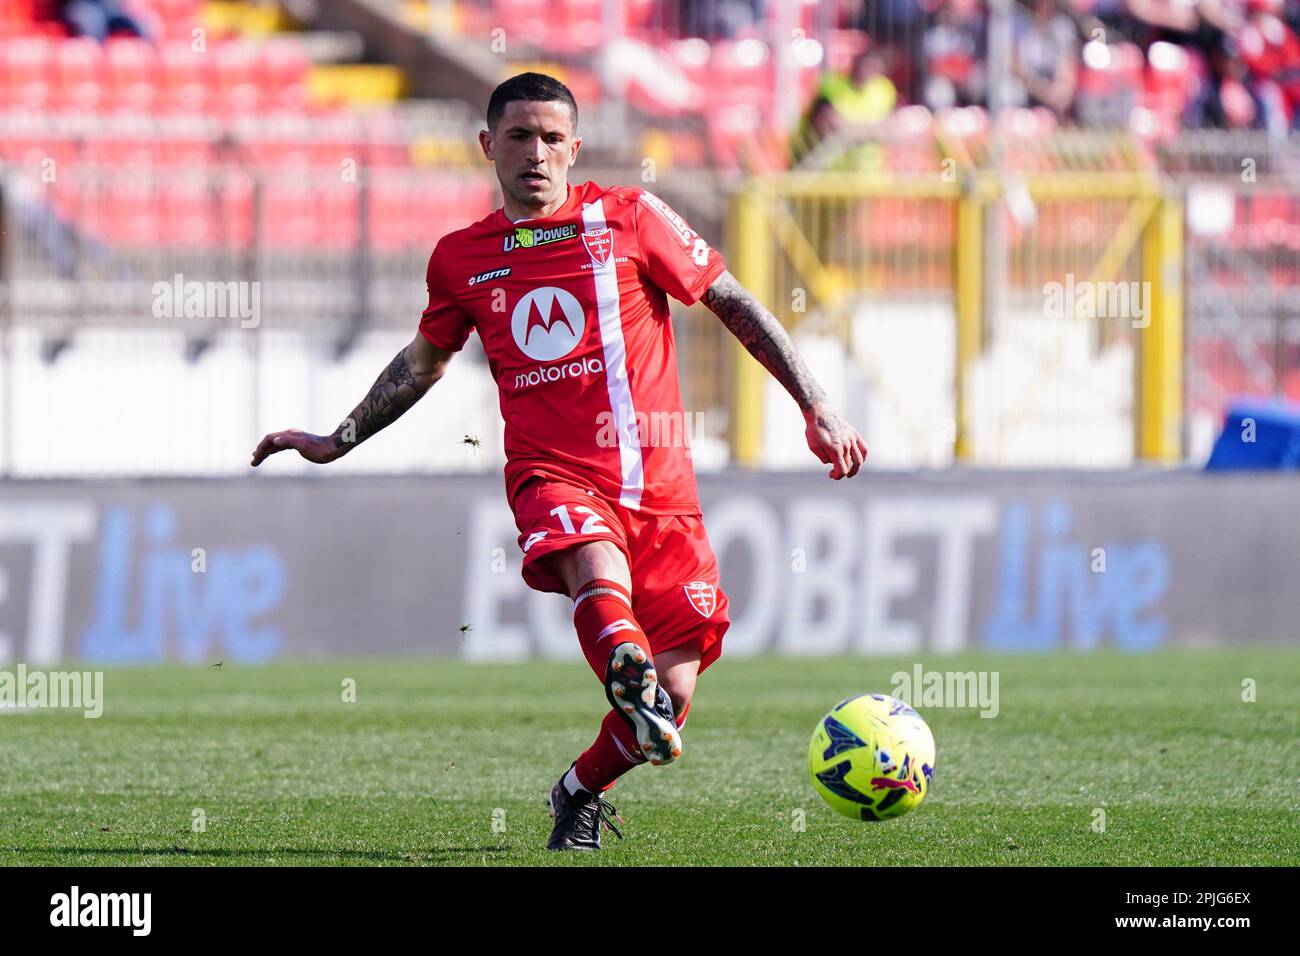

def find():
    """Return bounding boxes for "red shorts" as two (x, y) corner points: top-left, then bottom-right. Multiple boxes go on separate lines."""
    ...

(511, 475), (729, 673)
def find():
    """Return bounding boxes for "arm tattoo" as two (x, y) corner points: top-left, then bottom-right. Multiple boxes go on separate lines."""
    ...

(702, 271), (826, 412)
(330, 347), (432, 451)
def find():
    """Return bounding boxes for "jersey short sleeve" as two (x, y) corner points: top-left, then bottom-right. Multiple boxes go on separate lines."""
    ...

(418, 244), (474, 351)
(633, 190), (726, 305)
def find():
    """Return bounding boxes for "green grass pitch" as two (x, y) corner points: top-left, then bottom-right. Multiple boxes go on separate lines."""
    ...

(1, 649), (1296, 866)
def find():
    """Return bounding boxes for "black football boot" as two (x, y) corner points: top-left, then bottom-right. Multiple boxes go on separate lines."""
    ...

(545, 765), (624, 851)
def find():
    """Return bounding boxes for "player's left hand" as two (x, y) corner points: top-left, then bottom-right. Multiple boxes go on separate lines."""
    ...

(804, 404), (867, 479)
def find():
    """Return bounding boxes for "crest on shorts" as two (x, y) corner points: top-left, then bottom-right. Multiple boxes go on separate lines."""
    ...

(582, 227), (613, 266)
(683, 580), (716, 618)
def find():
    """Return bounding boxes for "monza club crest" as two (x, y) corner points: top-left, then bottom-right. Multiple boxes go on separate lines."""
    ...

(683, 581), (716, 618)
(582, 227), (613, 266)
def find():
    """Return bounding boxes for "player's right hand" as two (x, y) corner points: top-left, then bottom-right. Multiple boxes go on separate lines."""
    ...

(803, 404), (867, 480)
(250, 429), (343, 467)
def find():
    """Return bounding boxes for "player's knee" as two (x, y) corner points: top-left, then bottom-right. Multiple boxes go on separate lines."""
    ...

(551, 540), (630, 597)
(658, 675), (693, 718)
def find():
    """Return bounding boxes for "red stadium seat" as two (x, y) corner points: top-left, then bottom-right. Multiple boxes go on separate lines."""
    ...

(82, 133), (159, 169)
(56, 37), (106, 112)
(3, 36), (56, 110)
(545, 0), (603, 54)
(260, 37), (310, 112)
(160, 39), (215, 114)
(367, 175), (496, 252)
(82, 179), (160, 247)
(1246, 192), (1297, 249)
(159, 176), (220, 246)
(0, 0), (36, 32)
(105, 37), (160, 112)
(239, 134), (314, 170)
(622, 0), (654, 31)
(704, 40), (775, 122)
(260, 178), (361, 250)
(214, 41), (261, 113)
(218, 172), (256, 249)
(158, 135), (217, 168)
(491, 0), (550, 48)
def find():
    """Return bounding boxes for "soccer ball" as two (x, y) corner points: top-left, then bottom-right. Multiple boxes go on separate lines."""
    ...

(808, 694), (936, 821)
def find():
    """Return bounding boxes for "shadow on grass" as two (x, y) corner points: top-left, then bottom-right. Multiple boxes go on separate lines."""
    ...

(2, 845), (511, 864)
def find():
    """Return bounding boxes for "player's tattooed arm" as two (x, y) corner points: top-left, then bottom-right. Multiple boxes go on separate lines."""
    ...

(250, 334), (453, 467)
(702, 269), (826, 413)
(329, 347), (425, 453)
(702, 269), (868, 479)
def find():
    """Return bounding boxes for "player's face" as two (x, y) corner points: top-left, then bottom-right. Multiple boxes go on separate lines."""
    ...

(480, 100), (581, 216)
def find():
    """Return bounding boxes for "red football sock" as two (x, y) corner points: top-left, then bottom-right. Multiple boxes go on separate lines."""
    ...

(571, 578), (648, 679)
(674, 700), (691, 730)
(574, 709), (645, 792)
(570, 579), (661, 793)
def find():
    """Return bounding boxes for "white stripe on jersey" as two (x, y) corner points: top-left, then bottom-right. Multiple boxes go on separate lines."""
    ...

(582, 198), (644, 510)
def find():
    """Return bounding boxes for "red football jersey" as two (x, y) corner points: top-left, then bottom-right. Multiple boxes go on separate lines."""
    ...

(419, 180), (725, 514)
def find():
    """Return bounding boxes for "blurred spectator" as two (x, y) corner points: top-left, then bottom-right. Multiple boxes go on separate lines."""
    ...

(1235, 0), (1300, 131)
(860, 0), (933, 102)
(824, 51), (901, 124)
(672, 0), (766, 39)
(59, 0), (149, 40)
(791, 52), (898, 165)
(791, 96), (840, 165)
(1011, 0), (1079, 117)
(1207, 38), (1264, 128)
(923, 0), (987, 110)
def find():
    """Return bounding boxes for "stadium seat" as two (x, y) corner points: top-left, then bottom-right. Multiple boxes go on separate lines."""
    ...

(81, 179), (160, 247)
(214, 41), (262, 114)
(3, 36), (57, 110)
(491, 0), (550, 49)
(218, 172), (256, 248)
(259, 178), (361, 251)
(0, 0), (36, 33)
(160, 39), (215, 113)
(104, 38), (160, 112)
(260, 37), (310, 112)
(56, 36), (105, 112)
(159, 176), (219, 246)
(82, 132), (157, 169)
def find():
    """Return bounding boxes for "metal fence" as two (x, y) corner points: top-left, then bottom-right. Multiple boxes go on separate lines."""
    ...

(728, 125), (1197, 470)
(1160, 133), (1300, 462)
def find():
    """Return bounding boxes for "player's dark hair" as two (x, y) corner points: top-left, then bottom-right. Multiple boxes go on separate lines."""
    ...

(486, 73), (578, 131)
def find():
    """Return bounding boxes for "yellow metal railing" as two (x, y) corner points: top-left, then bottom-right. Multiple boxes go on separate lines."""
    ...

(727, 164), (1185, 467)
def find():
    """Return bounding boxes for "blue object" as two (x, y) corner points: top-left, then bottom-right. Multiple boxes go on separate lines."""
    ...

(1205, 399), (1300, 471)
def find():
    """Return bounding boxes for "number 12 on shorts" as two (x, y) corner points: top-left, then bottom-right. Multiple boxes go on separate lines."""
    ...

(550, 504), (610, 535)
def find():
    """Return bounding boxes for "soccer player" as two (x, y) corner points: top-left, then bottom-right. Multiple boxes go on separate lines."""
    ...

(250, 73), (867, 851)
